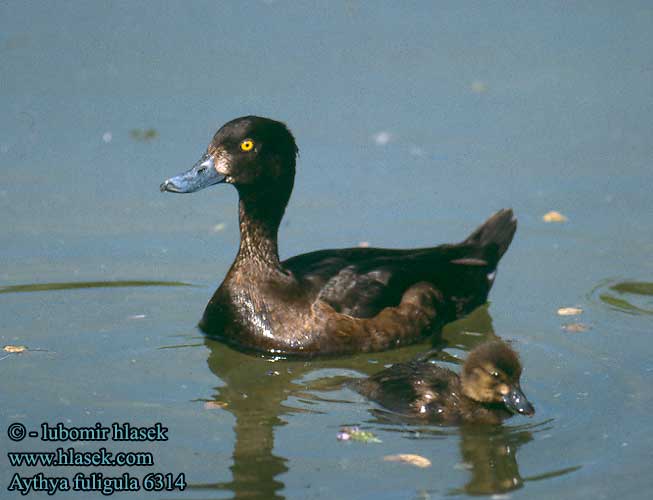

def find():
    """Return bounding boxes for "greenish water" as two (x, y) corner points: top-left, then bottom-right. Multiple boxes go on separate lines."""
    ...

(2, 2), (652, 499)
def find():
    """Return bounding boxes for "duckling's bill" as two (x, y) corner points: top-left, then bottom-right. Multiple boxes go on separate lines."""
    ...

(502, 385), (535, 416)
(160, 153), (225, 193)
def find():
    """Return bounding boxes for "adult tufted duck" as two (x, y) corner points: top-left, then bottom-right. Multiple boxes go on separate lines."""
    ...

(353, 340), (535, 424)
(160, 116), (517, 357)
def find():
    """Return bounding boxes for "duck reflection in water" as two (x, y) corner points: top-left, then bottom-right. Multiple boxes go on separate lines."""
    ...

(352, 331), (535, 495)
(187, 307), (549, 498)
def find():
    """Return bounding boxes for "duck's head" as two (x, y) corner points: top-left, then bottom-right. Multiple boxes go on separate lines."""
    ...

(460, 341), (535, 417)
(160, 116), (298, 196)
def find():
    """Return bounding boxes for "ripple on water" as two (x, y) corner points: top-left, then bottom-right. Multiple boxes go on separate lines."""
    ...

(590, 279), (653, 315)
(0, 280), (195, 294)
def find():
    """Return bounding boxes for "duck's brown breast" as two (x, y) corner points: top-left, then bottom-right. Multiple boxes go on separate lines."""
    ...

(201, 275), (444, 356)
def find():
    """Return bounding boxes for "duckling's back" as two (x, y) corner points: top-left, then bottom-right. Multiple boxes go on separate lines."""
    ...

(353, 360), (462, 420)
(353, 360), (511, 425)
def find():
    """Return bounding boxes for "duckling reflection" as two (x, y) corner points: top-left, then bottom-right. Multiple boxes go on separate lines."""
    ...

(454, 426), (533, 495)
(191, 306), (502, 499)
(353, 341), (534, 424)
(194, 335), (440, 499)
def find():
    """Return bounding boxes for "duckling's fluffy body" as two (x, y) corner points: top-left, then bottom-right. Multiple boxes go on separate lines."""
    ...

(353, 341), (535, 424)
(161, 116), (517, 357)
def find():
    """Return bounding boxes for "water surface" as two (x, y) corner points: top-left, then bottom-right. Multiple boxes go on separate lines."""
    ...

(2, 2), (652, 499)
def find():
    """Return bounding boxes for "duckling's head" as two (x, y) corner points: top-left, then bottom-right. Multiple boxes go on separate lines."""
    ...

(160, 116), (298, 196)
(460, 341), (535, 416)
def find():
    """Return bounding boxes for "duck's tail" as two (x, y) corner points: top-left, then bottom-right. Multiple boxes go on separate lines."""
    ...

(438, 209), (516, 320)
(462, 208), (517, 269)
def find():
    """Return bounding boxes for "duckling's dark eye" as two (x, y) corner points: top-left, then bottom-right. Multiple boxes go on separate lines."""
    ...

(240, 139), (255, 152)
(491, 371), (499, 378)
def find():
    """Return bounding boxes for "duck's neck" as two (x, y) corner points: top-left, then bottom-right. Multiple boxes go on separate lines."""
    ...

(234, 184), (289, 271)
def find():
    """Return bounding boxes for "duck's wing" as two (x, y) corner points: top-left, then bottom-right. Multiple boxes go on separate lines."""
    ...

(282, 247), (411, 317)
(283, 209), (517, 319)
(284, 245), (488, 318)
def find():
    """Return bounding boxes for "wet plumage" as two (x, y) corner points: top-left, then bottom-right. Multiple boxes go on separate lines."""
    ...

(160, 116), (517, 357)
(353, 341), (535, 424)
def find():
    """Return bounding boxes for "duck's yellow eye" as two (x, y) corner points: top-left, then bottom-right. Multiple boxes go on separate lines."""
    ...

(240, 139), (254, 152)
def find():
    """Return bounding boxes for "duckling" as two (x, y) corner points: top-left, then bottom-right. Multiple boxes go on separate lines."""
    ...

(353, 341), (534, 424)
(160, 116), (517, 357)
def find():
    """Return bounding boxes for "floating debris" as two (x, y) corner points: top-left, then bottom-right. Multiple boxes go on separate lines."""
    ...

(562, 323), (590, 333)
(128, 314), (147, 320)
(372, 131), (393, 146)
(383, 454), (431, 468)
(204, 401), (228, 410)
(470, 80), (488, 94)
(337, 427), (381, 443)
(3, 345), (27, 353)
(557, 307), (583, 316)
(358, 241), (370, 248)
(212, 223), (226, 233)
(542, 210), (568, 223)
(102, 132), (113, 143)
(130, 128), (158, 142)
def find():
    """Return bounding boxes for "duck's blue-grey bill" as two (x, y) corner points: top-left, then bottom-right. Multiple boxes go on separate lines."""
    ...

(502, 386), (535, 416)
(160, 153), (225, 193)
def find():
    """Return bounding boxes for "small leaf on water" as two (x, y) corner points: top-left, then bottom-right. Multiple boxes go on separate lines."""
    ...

(130, 128), (158, 142)
(470, 81), (488, 93)
(542, 210), (568, 222)
(557, 307), (583, 316)
(3, 345), (27, 353)
(384, 454), (431, 468)
(562, 323), (590, 333)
